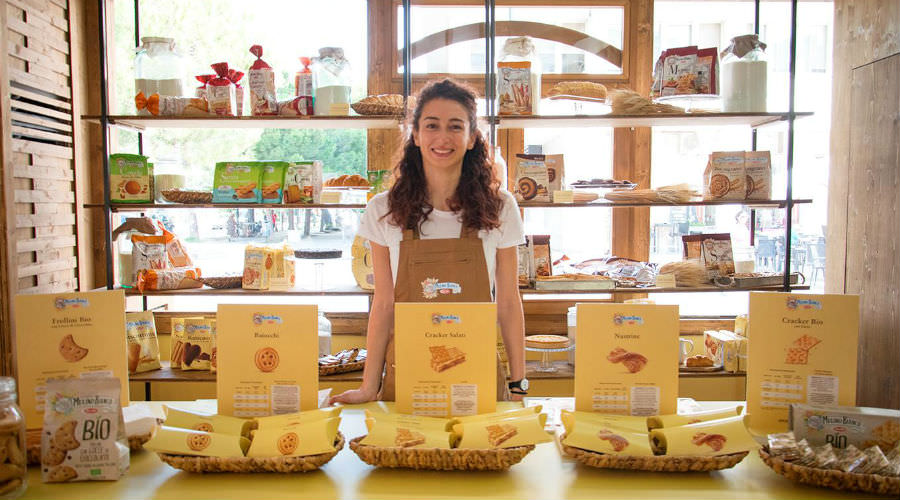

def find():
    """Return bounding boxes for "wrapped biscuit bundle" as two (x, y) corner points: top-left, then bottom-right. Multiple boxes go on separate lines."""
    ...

(360, 412), (452, 449)
(135, 267), (202, 293)
(447, 406), (542, 432)
(650, 415), (758, 456)
(561, 417), (654, 456)
(277, 96), (314, 116)
(194, 74), (213, 100)
(560, 410), (649, 434)
(144, 426), (249, 458)
(227, 69), (245, 116)
(207, 62), (235, 116)
(647, 405), (744, 430)
(248, 45), (277, 115)
(163, 406), (252, 437)
(452, 412), (551, 449)
(766, 431), (801, 461)
(255, 407), (342, 431)
(247, 418), (340, 458)
(134, 92), (208, 116)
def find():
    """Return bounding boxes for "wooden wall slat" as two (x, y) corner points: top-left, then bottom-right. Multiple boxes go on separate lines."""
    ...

(18, 279), (77, 294)
(16, 235), (76, 252)
(14, 189), (75, 203)
(10, 84), (72, 110)
(13, 164), (73, 180)
(16, 213), (75, 227)
(10, 111), (72, 133)
(9, 98), (71, 120)
(16, 255), (76, 278)
(11, 138), (72, 159)
(8, 67), (69, 98)
(10, 125), (72, 143)
(8, 42), (71, 76)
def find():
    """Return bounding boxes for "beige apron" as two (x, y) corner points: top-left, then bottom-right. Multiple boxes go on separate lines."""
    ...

(380, 225), (509, 401)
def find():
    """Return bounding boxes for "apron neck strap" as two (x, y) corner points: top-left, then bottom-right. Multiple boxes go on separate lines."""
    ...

(460, 225), (479, 239)
(402, 228), (419, 240)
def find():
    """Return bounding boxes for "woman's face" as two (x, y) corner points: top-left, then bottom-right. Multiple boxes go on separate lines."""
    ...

(413, 98), (476, 172)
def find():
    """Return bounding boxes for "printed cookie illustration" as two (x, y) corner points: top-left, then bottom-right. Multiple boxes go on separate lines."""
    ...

(792, 334), (822, 351)
(58, 334), (88, 362)
(42, 445), (66, 466)
(394, 428), (426, 448)
(606, 347), (648, 373)
(51, 420), (80, 451)
(486, 424), (518, 448)
(597, 429), (629, 452)
(171, 340), (185, 367)
(547, 168), (557, 183)
(45, 465), (78, 482)
(183, 343), (202, 367)
(186, 433), (211, 451)
(745, 175), (756, 197)
(277, 432), (299, 455)
(517, 177), (538, 200)
(127, 342), (142, 373)
(255, 347), (280, 372)
(192, 423), (214, 433)
(211, 347), (218, 369)
(785, 347), (809, 365)
(429, 345), (466, 372)
(691, 432), (727, 452)
(708, 174), (730, 198)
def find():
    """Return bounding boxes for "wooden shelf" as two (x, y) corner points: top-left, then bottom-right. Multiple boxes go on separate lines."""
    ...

(123, 286), (373, 297)
(519, 199), (812, 209)
(497, 111), (812, 129)
(522, 284), (810, 294)
(88, 203), (366, 211)
(81, 115), (401, 131)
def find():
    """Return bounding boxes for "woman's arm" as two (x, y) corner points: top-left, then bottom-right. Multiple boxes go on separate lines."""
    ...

(495, 246), (526, 387)
(329, 242), (394, 404)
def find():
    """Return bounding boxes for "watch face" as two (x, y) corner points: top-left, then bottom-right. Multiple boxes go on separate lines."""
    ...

(520, 378), (529, 391)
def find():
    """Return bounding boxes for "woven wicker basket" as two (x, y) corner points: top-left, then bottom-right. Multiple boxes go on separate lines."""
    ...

(349, 435), (534, 471)
(351, 95), (414, 116)
(759, 448), (900, 496)
(560, 434), (748, 472)
(319, 360), (365, 376)
(26, 432), (153, 465)
(157, 432), (344, 473)
(202, 276), (242, 289)
(162, 189), (213, 204)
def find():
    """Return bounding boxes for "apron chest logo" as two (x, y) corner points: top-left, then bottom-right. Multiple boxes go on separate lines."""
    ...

(421, 278), (462, 299)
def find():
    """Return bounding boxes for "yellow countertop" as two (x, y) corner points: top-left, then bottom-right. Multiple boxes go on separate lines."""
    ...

(21, 400), (882, 500)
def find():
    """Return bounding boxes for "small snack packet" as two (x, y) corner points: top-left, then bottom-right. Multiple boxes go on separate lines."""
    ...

(41, 377), (128, 482)
(268, 244), (294, 290)
(704, 151), (746, 201)
(881, 446), (900, 476)
(194, 74), (213, 100)
(161, 226), (193, 268)
(248, 45), (277, 115)
(163, 406), (252, 437)
(744, 151), (772, 200)
(649, 416), (759, 457)
(131, 233), (167, 276)
(858, 445), (890, 474)
(767, 431), (801, 461)
(207, 62), (235, 116)
(125, 311), (162, 373)
(561, 410), (649, 434)
(647, 406), (744, 430)
(360, 413), (452, 449)
(562, 420), (653, 456)
(255, 407), (343, 431)
(242, 244), (271, 290)
(283, 161), (323, 204)
(227, 69), (245, 116)
(135, 268), (202, 293)
(134, 92), (208, 116)
(835, 444), (868, 473)
(144, 426), (248, 458)
(109, 153), (152, 203)
(812, 443), (838, 469)
(260, 163), (288, 203)
(212, 162), (265, 203)
(794, 439), (817, 466)
(694, 47), (719, 94)
(452, 413), (551, 449)
(277, 96), (314, 116)
(246, 418), (340, 457)
(182, 318), (214, 371)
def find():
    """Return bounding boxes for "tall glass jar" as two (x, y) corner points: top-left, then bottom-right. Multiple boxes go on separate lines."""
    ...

(311, 47), (351, 116)
(135, 37), (186, 114)
(0, 377), (26, 499)
(720, 35), (767, 112)
(318, 312), (332, 357)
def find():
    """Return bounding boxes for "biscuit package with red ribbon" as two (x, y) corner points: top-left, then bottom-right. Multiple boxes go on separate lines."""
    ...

(41, 377), (128, 482)
(248, 45), (277, 115)
(227, 69), (245, 116)
(134, 92), (208, 116)
(207, 62), (236, 116)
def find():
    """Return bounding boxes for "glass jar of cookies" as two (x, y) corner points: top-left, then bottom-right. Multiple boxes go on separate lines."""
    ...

(0, 377), (26, 499)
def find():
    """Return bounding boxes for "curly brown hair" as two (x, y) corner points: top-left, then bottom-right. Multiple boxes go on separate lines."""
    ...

(386, 79), (502, 233)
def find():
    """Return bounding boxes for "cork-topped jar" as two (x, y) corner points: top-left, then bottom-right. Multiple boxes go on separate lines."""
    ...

(0, 377), (26, 498)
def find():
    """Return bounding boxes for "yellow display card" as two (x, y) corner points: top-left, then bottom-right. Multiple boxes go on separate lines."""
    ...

(746, 292), (859, 436)
(14, 290), (129, 427)
(163, 406), (253, 437)
(247, 417), (340, 457)
(562, 420), (653, 456)
(361, 413), (452, 449)
(650, 415), (759, 456)
(255, 407), (342, 430)
(144, 426), (249, 457)
(394, 303), (497, 417)
(216, 304), (319, 417)
(560, 410), (649, 434)
(453, 413), (551, 449)
(575, 304), (679, 416)
(647, 405), (744, 430)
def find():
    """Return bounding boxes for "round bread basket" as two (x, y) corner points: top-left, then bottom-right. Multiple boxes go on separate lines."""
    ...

(156, 432), (344, 473)
(759, 448), (900, 496)
(318, 360), (365, 376)
(161, 189), (213, 204)
(349, 435), (534, 471)
(560, 433), (748, 472)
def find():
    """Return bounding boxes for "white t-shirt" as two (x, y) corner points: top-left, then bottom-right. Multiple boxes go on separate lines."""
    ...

(356, 189), (526, 290)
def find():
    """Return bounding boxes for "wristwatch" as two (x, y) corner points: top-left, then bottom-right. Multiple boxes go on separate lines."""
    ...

(508, 378), (529, 394)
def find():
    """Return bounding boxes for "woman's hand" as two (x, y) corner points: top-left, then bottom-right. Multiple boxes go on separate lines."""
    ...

(328, 386), (378, 406)
(509, 392), (525, 402)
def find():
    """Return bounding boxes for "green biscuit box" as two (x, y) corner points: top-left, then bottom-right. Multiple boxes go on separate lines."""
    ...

(212, 162), (280, 203)
(110, 153), (152, 203)
(261, 162), (288, 203)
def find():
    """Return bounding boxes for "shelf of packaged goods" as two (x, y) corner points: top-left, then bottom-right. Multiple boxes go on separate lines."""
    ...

(122, 286), (372, 296)
(518, 199), (812, 209)
(81, 115), (401, 131)
(129, 361), (363, 383)
(522, 284), (810, 294)
(496, 111), (812, 129)
(88, 203), (367, 211)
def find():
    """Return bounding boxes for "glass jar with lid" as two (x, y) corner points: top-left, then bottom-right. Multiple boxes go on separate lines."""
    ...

(311, 47), (351, 116)
(135, 36), (187, 113)
(720, 34), (768, 112)
(0, 377), (26, 499)
(318, 312), (332, 357)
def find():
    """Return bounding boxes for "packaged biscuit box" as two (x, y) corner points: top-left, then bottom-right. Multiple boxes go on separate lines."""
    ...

(144, 426), (248, 458)
(41, 377), (128, 482)
(747, 293), (859, 436)
(125, 311), (161, 374)
(15, 290), (130, 426)
(283, 161), (323, 204)
(575, 304), (679, 416)
(169, 317), (197, 370)
(247, 418), (340, 457)
(212, 162), (266, 203)
(744, 151), (772, 200)
(109, 153), (152, 203)
(789, 404), (900, 451)
(649, 415), (759, 456)
(513, 155), (551, 203)
(268, 245), (295, 291)
(181, 318), (215, 371)
(242, 244), (273, 290)
(260, 162), (288, 203)
(703, 330), (745, 372)
(216, 305), (319, 417)
(360, 412), (452, 449)
(703, 151), (745, 201)
(394, 303), (497, 417)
